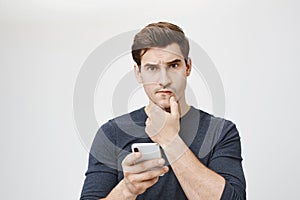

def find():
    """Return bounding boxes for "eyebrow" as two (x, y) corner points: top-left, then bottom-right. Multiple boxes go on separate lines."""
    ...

(143, 63), (158, 69)
(166, 59), (182, 65)
(143, 59), (182, 68)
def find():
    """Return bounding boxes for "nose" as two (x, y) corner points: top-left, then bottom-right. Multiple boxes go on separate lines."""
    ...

(158, 68), (171, 87)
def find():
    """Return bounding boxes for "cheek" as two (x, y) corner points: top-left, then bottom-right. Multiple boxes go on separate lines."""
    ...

(143, 83), (156, 94)
(174, 77), (187, 94)
(141, 75), (159, 85)
(172, 72), (187, 85)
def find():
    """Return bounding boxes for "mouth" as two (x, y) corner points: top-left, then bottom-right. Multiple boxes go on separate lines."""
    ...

(156, 90), (173, 95)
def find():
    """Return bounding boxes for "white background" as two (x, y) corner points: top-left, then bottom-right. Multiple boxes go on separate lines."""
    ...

(1, 0), (300, 199)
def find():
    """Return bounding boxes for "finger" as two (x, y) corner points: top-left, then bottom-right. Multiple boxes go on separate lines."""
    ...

(170, 96), (179, 118)
(144, 106), (149, 117)
(145, 101), (158, 117)
(130, 158), (166, 173)
(140, 166), (169, 180)
(122, 152), (142, 167)
(127, 165), (169, 183)
(145, 118), (150, 126)
(145, 106), (153, 118)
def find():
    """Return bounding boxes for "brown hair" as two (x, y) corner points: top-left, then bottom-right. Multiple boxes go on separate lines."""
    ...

(131, 22), (190, 69)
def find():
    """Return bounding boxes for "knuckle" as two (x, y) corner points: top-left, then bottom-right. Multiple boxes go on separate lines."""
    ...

(122, 163), (127, 171)
(145, 170), (157, 180)
(121, 157), (128, 167)
(122, 165), (131, 173)
(143, 172), (152, 180)
(151, 177), (159, 184)
(123, 171), (129, 177)
(121, 159), (126, 165)
(138, 161), (146, 170)
(124, 177), (130, 185)
(127, 176), (136, 184)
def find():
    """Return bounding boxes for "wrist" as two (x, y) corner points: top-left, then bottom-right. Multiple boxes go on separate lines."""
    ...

(162, 135), (189, 164)
(119, 180), (137, 200)
(154, 129), (179, 148)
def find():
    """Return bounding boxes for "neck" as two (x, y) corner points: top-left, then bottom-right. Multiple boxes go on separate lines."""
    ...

(177, 97), (190, 117)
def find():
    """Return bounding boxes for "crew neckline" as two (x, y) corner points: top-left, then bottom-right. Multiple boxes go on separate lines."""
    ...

(140, 105), (195, 120)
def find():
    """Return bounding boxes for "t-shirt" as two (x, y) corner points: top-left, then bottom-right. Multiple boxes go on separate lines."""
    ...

(80, 106), (246, 199)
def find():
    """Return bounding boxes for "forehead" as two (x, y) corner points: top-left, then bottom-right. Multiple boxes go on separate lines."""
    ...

(141, 43), (184, 64)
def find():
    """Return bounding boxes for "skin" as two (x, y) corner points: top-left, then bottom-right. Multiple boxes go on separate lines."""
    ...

(101, 43), (225, 200)
(135, 43), (191, 115)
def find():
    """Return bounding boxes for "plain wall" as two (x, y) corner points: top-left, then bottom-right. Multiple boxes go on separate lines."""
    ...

(1, 0), (299, 199)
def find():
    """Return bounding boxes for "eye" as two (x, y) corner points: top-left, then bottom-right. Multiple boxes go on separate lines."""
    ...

(146, 65), (157, 71)
(170, 63), (179, 68)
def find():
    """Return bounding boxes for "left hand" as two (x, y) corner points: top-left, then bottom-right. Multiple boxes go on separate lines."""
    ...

(145, 96), (180, 148)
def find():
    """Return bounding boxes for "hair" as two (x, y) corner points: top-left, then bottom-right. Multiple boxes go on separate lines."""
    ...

(131, 22), (190, 69)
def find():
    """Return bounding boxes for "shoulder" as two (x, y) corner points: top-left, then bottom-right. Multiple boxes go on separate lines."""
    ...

(100, 107), (145, 128)
(96, 107), (146, 139)
(193, 107), (240, 141)
(111, 107), (146, 126)
(194, 108), (241, 159)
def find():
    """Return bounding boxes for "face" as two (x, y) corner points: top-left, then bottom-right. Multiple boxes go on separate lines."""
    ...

(134, 43), (191, 109)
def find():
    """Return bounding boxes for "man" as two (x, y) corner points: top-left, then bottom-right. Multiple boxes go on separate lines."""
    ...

(81, 22), (246, 199)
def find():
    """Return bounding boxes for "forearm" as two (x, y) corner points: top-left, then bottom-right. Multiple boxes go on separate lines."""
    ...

(101, 180), (137, 200)
(163, 135), (225, 199)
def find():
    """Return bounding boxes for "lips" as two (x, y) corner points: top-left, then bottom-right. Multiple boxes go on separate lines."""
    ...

(156, 90), (173, 94)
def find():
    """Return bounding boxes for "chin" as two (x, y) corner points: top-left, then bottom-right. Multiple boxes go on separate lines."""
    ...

(158, 102), (170, 110)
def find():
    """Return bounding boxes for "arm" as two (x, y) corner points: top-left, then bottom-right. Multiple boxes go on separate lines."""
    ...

(80, 121), (168, 200)
(163, 135), (226, 199)
(162, 128), (245, 199)
(145, 97), (246, 199)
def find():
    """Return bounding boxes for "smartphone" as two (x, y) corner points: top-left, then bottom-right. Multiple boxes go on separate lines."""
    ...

(131, 143), (162, 163)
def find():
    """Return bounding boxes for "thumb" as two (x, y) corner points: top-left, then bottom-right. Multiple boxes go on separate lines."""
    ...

(122, 152), (142, 167)
(170, 96), (179, 118)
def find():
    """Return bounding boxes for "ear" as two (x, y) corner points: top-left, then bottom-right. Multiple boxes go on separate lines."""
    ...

(134, 63), (143, 83)
(186, 58), (192, 76)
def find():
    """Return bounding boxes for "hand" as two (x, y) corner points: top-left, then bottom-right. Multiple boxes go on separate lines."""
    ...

(121, 152), (169, 198)
(145, 96), (180, 148)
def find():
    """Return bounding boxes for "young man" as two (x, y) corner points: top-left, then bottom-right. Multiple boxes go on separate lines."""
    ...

(80, 22), (246, 199)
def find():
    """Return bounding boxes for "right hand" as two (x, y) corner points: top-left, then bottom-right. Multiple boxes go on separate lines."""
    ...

(121, 152), (169, 198)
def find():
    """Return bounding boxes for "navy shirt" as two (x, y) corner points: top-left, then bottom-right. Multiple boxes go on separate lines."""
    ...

(80, 107), (246, 199)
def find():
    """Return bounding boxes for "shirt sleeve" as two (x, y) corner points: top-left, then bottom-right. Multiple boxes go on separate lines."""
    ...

(80, 121), (119, 200)
(208, 120), (246, 200)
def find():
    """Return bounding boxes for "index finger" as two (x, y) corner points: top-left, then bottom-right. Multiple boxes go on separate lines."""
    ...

(170, 96), (179, 118)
